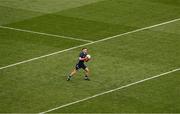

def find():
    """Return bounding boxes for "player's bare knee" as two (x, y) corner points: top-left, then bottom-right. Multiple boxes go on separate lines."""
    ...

(85, 68), (90, 73)
(71, 69), (77, 75)
(74, 69), (77, 74)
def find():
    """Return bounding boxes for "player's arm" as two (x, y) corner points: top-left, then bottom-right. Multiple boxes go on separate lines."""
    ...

(79, 53), (88, 61)
(79, 57), (87, 61)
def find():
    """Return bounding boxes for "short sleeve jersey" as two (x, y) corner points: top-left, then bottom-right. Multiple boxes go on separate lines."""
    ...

(78, 52), (87, 64)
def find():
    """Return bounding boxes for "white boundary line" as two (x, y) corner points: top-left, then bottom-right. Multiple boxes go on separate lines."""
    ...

(0, 25), (93, 43)
(40, 68), (180, 113)
(0, 18), (180, 70)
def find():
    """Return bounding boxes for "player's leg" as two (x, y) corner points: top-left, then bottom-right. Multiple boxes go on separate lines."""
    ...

(67, 64), (79, 81)
(67, 69), (77, 81)
(82, 64), (90, 80)
(70, 69), (77, 76)
(84, 67), (90, 80)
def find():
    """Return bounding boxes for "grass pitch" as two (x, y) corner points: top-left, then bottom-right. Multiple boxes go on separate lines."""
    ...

(0, 0), (180, 113)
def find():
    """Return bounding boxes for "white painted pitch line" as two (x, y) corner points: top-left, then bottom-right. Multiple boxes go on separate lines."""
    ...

(39, 68), (180, 114)
(0, 18), (180, 70)
(0, 25), (93, 43)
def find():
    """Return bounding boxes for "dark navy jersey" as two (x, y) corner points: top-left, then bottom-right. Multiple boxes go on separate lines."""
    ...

(77, 52), (87, 64)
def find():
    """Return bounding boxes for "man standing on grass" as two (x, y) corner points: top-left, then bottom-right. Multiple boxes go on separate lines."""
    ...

(67, 48), (91, 81)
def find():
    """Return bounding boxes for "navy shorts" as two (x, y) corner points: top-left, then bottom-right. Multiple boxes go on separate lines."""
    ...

(75, 63), (87, 70)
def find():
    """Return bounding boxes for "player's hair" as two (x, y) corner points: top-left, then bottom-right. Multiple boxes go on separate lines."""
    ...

(82, 48), (88, 50)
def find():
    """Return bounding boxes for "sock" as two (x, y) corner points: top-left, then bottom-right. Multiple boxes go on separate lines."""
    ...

(85, 75), (88, 79)
(68, 75), (72, 79)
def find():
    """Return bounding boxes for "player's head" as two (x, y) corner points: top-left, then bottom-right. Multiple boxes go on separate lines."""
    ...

(82, 48), (88, 54)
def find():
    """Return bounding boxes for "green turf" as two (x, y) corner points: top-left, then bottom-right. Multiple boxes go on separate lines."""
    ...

(0, 0), (104, 25)
(0, 6), (43, 25)
(0, 28), (84, 67)
(6, 14), (137, 40)
(0, 0), (104, 13)
(4, 0), (180, 40)
(53, 71), (180, 113)
(0, 0), (179, 113)
(57, 0), (180, 27)
(0, 22), (179, 112)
